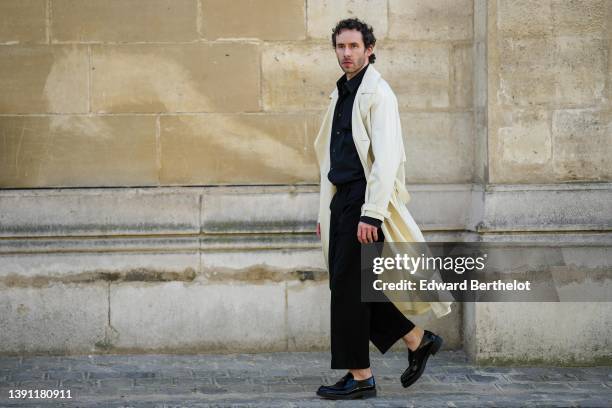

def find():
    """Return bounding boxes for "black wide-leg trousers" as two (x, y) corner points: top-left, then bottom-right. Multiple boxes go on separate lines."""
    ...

(328, 178), (416, 369)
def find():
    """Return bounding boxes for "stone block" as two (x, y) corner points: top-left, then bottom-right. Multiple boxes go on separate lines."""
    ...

(552, 108), (612, 181)
(401, 112), (474, 183)
(51, 0), (198, 42)
(490, 109), (551, 183)
(495, 37), (557, 107)
(389, 0), (473, 40)
(452, 43), (474, 109)
(404, 184), (476, 231)
(0, 0), (46, 43)
(0, 188), (200, 236)
(201, 0), (305, 40)
(262, 42), (338, 111)
(307, 0), (388, 39)
(495, 37), (607, 107)
(465, 302), (612, 364)
(0, 283), (108, 354)
(0, 115), (157, 188)
(0, 45), (88, 113)
(200, 189), (319, 233)
(160, 114), (317, 184)
(286, 280), (329, 350)
(91, 43), (260, 113)
(552, 0), (608, 38)
(375, 41), (450, 109)
(496, 0), (554, 37)
(554, 36), (607, 106)
(481, 183), (612, 231)
(499, 109), (551, 166)
(110, 281), (287, 352)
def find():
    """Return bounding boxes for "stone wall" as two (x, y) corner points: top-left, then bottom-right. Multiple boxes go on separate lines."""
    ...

(488, 0), (612, 183)
(0, 0), (479, 187)
(0, 0), (610, 363)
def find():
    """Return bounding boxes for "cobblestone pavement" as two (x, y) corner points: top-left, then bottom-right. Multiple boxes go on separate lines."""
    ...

(1, 350), (610, 407)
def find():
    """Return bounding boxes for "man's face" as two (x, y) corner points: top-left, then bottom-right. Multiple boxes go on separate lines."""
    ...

(334, 28), (373, 78)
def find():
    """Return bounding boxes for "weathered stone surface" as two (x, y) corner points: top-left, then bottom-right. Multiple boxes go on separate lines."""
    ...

(0, 116), (157, 188)
(91, 43), (260, 113)
(201, 0), (305, 40)
(307, 0), (388, 39)
(607, 36), (612, 106)
(401, 112), (474, 183)
(552, 108), (612, 181)
(110, 281), (287, 352)
(0, 283), (108, 354)
(262, 42), (338, 111)
(201, 248), (324, 275)
(0, 188), (200, 236)
(0, 0), (46, 44)
(389, 0), (473, 40)
(286, 281), (330, 351)
(496, 0), (554, 37)
(375, 41), (451, 109)
(488, 0), (611, 183)
(0, 251), (199, 284)
(494, 15), (608, 108)
(160, 114), (317, 184)
(465, 302), (612, 364)
(497, 109), (552, 173)
(452, 43), (474, 108)
(52, 0), (198, 42)
(200, 189), (319, 233)
(495, 37), (557, 107)
(405, 184), (477, 231)
(554, 36), (607, 106)
(481, 183), (612, 231)
(551, 0), (609, 38)
(0, 184), (485, 240)
(0, 45), (88, 113)
(489, 105), (591, 184)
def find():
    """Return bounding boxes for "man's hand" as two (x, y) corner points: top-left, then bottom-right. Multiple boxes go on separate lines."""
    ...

(316, 223), (321, 239)
(357, 221), (378, 243)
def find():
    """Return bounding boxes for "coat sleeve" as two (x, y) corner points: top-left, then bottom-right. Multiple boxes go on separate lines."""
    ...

(360, 86), (404, 222)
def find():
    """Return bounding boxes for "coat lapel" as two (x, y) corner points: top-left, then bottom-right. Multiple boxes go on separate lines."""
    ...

(351, 64), (381, 174)
(314, 64), (381, 169)
(313, 89), (337, 169)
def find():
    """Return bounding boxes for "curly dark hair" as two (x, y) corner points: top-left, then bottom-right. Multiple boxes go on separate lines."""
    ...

(331, 18), (377, 64)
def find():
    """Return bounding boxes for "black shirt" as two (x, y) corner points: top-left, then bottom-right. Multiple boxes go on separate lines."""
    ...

(328, 63), (368, 186)
(327, 63), (382, 228)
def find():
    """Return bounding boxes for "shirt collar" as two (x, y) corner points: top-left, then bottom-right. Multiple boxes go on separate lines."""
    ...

(336, 63), (370, 95)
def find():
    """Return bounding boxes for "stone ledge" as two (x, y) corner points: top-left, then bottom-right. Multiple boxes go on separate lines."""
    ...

(1, 183), (609, 239)
(480, 182), (612, 231)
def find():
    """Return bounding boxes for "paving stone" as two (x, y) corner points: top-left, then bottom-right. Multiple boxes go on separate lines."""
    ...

(467, 373), (508, 383)
(0, 351), (609, 406)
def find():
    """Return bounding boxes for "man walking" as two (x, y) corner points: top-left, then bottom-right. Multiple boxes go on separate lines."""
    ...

(313, 18), (450, 400)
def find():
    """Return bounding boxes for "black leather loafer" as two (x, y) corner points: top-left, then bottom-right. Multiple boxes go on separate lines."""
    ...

(400, 329), (443, 388)
(316, 372), (377, 400)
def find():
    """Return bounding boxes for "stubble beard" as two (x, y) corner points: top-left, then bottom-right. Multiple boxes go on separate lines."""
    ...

(339, 54), (367, 75)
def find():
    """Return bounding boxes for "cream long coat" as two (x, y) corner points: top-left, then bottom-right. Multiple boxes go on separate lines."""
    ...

(314, 64), (453, 319)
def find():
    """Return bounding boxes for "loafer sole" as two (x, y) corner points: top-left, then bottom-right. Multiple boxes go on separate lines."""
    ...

(400, 335), (443, 388)
(316, 386), (377, 400)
